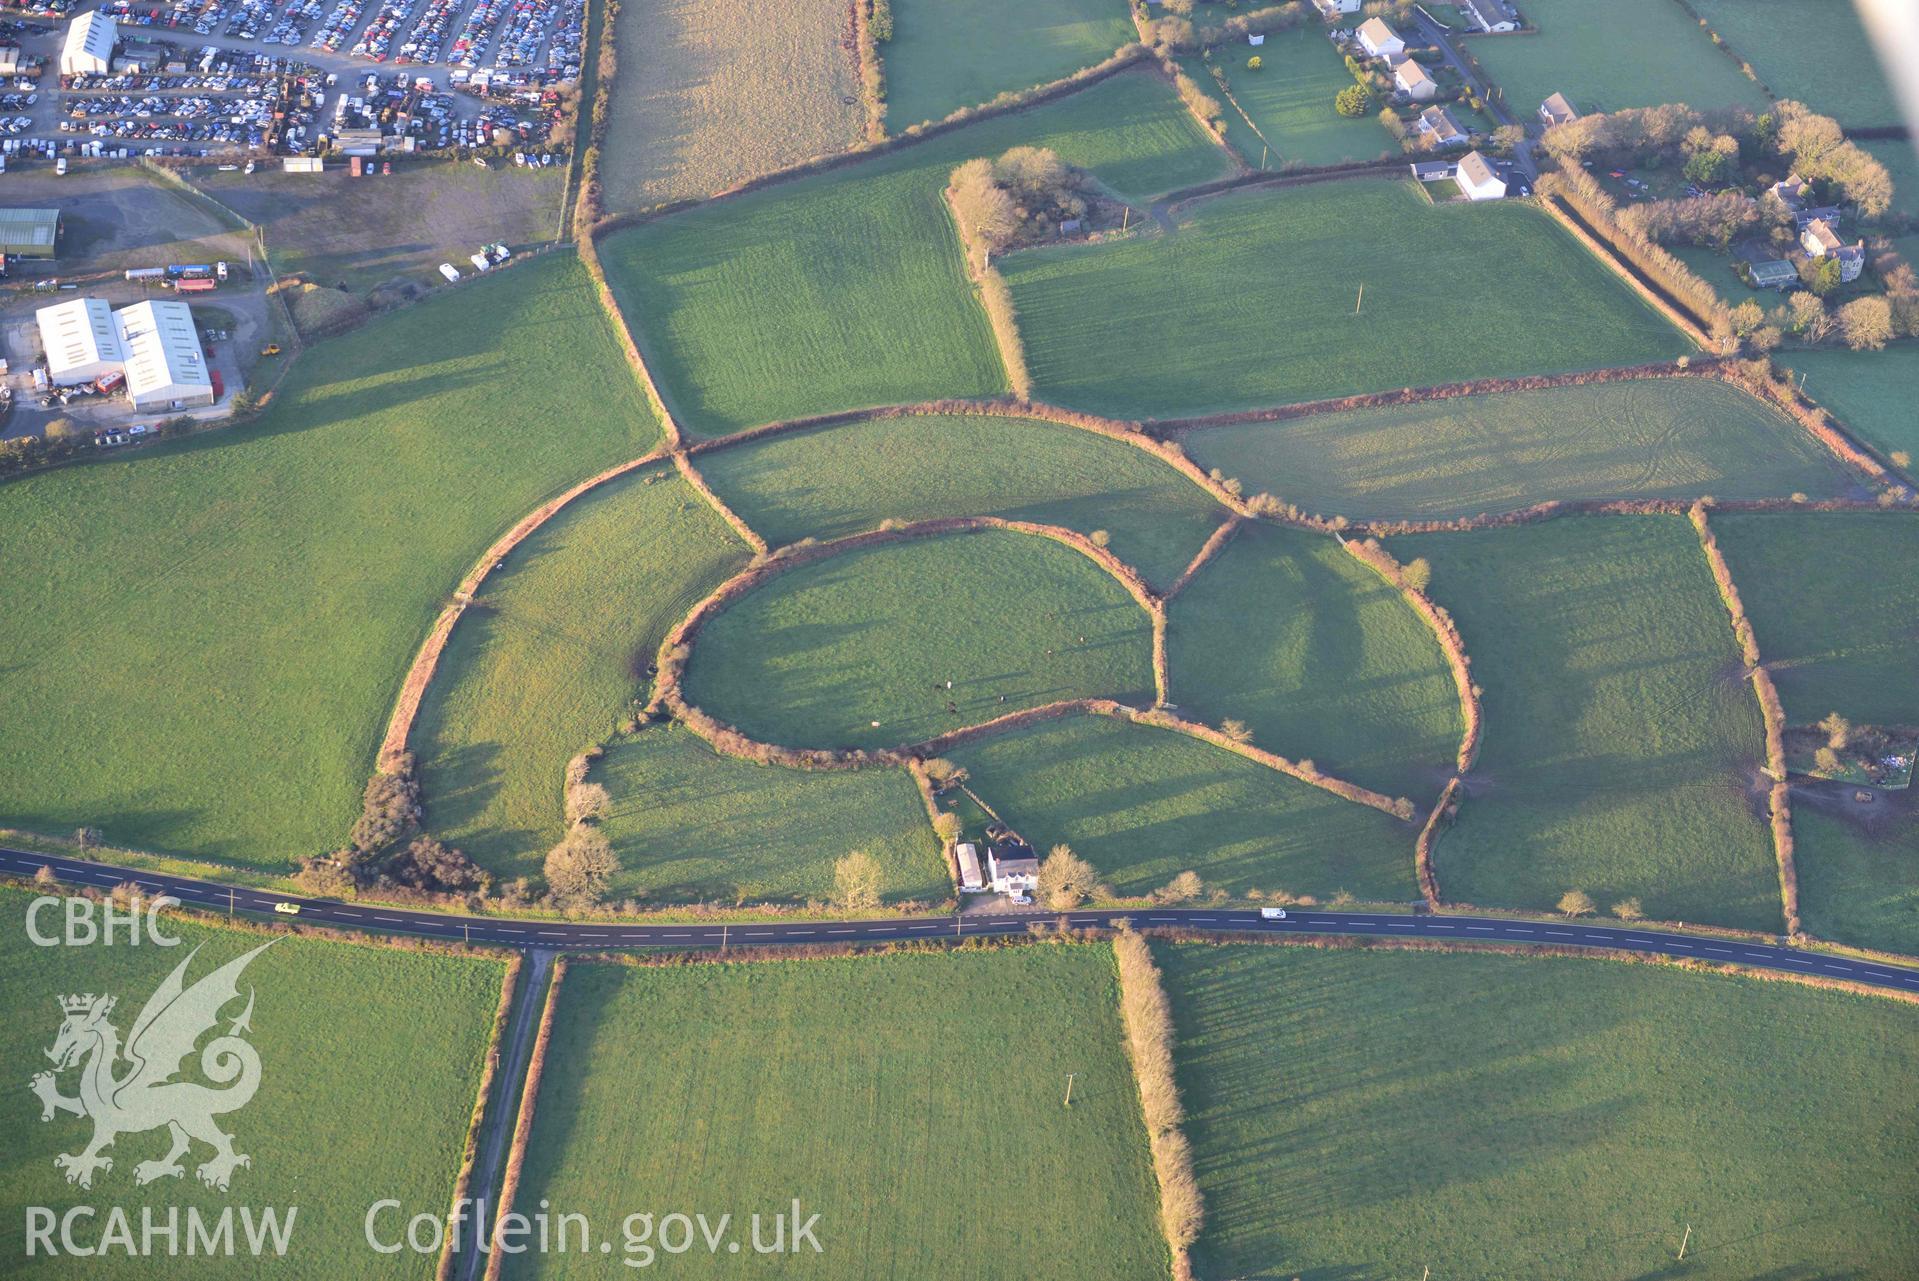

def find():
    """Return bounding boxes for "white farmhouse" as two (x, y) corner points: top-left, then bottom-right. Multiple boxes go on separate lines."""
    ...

(1394, 59), (1437, 100)
(1312, 0), (1361, 16)
(1456, 150), (1508, 201)
(114, 300), (214, 410)
(61, 10), (117, 76)
(1356, 16), (1405, 59)
(37, 297), (124, 386)
(987, 839), (1039, 899)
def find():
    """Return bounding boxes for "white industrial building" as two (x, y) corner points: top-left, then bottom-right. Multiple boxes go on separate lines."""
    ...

(61, 11), (118, 77)
(35, 297), (214, 410)
(114, 300), (214, 410)
(37, 297), (124, 386)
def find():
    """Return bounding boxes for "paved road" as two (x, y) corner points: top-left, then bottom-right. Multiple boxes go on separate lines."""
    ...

(1408, 6), (1541, 184)
(7, 848), (1918, 993)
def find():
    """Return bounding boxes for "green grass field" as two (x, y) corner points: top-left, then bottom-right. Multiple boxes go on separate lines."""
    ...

(0, 887), (504, 1278)
(1394, 518), (1783, 930)
(1179, 377), (1858, 520)
(1785, 345), (1919, 477)
(1160, 941), (1919, 1280)
(1188, 27), (1395, 169)
(696, 412), (1225, 590)
(684, 528), (1155, 750)
(1712, 512), (1919, 727)
(1792, 800), (1919, 956)
(1167, 522), (1461, 802)
(595, 723), (947, 903)
(415, 468), (749, 876)
(1000, 178), (1684, 420)
(1689, 0), (1901, 127)
(883, 0), (1135, 129)
(0, 255), (661, 869)
(599, 69), (1230, 437)
(1469, 0), (1770, 116)
(951, 714), (1418, 900)
(505, 949), (1165, 1279)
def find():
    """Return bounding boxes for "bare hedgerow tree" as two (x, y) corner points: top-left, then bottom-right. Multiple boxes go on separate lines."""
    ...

(1610, 897), (1644, 922)
(546, 825), (617, 904)
(834, 850), (883, 911)
(565, 780), (611, 826)
(1558, 890), (1596, 917)
(1152, 870), (1205, 905)
(931, 811), (963, 845)
(1819, 712), (1853, 751)
(1038, 845), (1104, 909)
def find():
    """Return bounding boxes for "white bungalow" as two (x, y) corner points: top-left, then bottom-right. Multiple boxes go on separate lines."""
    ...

(1356, 16), (1405, 58)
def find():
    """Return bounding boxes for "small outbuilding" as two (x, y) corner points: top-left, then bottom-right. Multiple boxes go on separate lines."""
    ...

(1356, 16), (1405, 58)
(1456, 150), (1508, 201)
(0, 208), (61, 259)
(61, 10), (117, 76)
(955, 842), (985, 894)
(1538, 91), (1578, 127)
(1735, 241), (1797, 290)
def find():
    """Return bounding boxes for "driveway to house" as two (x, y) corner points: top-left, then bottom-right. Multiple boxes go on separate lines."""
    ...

(1409, 5), (1541, 183)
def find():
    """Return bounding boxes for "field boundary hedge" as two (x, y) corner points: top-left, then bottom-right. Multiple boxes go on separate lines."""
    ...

(375, 447), (668, 771)
(1136, 926), (1919, 1006)
(1163, 515), (1243, 600)
(647, 512), (1415, 817)
(1689, 502), (1801, 936)
(1114, 929), (1202, 1280)
(584, 49), (1155, 239)
(1538, 182), (1720, 350)
(481, 955), (565, 1281)
(437, 951), (522, 1281)
(852, 0), (887, 142)
(944, 184), (1034, 400)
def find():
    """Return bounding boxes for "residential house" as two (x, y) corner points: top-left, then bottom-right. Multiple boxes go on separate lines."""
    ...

(1312, 0), (1361, 17)
(1770, 172), (1810, 214)
(987, 838), (1040, 900)
(1356, 16), (1405, 58)
(1800, 218), (1864, 282)
(1416, 104), (1468, 146)
(1394, 58), (1438, 100)
(1456, 150), (1507, 201)
(1538, 91), (1577, 127)
(1461, 0), (1519, 32)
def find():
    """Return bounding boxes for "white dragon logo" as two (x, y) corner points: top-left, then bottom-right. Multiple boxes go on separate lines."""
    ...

(29, 941), (272, 1192)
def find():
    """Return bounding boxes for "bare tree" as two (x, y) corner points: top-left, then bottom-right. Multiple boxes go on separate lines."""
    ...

(1037, 844), (1103, 909)
(1557, 890), (1596, 917)
(834, 850), (883, 911)
(546, 826), (617, 904)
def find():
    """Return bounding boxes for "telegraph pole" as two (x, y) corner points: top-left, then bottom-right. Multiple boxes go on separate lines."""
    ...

(1063, 1074), (1076, 1108)
(228, 887), (234, 918)
(1677, 1224), (1693, 1261)
(1355, 283), (1365, 315)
